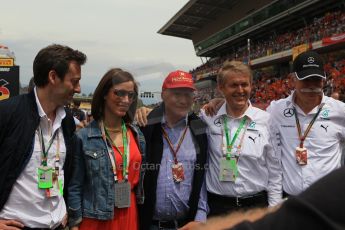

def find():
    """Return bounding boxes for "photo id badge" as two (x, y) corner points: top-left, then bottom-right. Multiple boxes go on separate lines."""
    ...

(46, 173), (64, 198)
(114, 181), (131, 208)
(296, 147), (308, 165)
(172, 162), (185, 183)
(37, 166), (53, 189)
(219, 157), (238, 182)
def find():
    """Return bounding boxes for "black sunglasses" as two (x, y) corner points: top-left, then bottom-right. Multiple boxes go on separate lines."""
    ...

(113, 89), (137, 100)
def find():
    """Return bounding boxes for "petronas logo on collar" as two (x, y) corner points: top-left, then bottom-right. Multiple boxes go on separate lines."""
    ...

(249, 121), (256, 129)
(321, 109), (329, 118)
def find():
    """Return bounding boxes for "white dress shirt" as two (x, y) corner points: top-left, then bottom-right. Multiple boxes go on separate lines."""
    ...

(200, 102), (282, 206)
(0, 88), (67, 228)
(267, 92), (345, 195)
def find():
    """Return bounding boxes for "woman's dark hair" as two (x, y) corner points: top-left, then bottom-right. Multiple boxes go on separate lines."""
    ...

(33, 44), (87, 87)
(92, 68), (138, 123)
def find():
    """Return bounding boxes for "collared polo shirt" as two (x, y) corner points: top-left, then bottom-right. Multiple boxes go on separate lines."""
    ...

(267, 92), (345, 195)
(200, 102), (282, 206)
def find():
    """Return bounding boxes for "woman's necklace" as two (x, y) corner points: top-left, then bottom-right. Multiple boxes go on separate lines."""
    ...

(104, 126), (121, 133)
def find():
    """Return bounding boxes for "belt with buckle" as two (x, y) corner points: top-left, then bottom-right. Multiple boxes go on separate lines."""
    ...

(208, 191), (268, 207)
(152, 219), (185, 229)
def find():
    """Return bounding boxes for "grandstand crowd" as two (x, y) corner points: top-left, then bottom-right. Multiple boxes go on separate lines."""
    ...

(191, 9), (345, 110)
(251, 54), (345, 107)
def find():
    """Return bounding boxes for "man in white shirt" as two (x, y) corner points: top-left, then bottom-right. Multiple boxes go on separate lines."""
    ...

(266, 50), (345, 196)
(0, 44), (87, 229)
(200, 61), (282, 216)
(203, 51), (345, 198)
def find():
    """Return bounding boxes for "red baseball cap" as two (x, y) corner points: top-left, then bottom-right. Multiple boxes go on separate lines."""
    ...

(162, 70), (196, 91)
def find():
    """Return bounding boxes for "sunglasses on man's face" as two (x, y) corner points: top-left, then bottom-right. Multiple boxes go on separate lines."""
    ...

(113, 89), (137, 100)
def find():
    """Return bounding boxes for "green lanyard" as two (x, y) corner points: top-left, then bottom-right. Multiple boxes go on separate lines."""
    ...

(223, 116), (247, 159)
(38, 127), (59, 167)
(104, 120), (129, 180)
(293, 105), (324, 148)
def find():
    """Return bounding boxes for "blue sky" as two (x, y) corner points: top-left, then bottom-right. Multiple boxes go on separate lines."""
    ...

(0, 0), (202, 104)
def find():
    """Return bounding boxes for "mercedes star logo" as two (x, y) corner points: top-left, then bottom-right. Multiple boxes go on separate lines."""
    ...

(307, 57), (315, 63)
(214, 117), (222, 127)
(283, 108), (294, 117)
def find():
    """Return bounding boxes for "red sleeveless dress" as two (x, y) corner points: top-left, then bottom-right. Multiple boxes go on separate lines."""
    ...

(80, 129), (142, 230)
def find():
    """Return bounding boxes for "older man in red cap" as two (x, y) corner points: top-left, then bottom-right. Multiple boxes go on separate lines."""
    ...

(139, 70), (208, 230)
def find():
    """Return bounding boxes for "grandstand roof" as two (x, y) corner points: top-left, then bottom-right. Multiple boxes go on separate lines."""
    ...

(158, 0), (239, 39)
(159, 0), (342, 58)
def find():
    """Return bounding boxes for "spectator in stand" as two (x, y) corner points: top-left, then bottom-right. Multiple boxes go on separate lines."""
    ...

(71, 100), (86, 126)
(86, 110), (93, 123)
(331, 91), (340, 100)
(28, 77), (35, 93)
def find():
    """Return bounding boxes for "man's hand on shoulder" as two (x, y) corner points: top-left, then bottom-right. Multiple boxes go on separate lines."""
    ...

(0, 219), (24, 230)
(135, 107), (153, 127)
(202, 98), (224, 116)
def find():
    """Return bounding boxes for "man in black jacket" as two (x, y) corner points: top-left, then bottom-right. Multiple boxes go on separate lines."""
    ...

(0, 44), (86, 230)
(139, 70), (208, 230)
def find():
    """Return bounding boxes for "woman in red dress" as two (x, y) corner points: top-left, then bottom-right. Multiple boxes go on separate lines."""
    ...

(68, 68), (145, 230)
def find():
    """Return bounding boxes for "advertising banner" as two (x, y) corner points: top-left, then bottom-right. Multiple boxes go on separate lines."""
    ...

(0, 66), (19, 101)
(322, 32), (345, 45)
